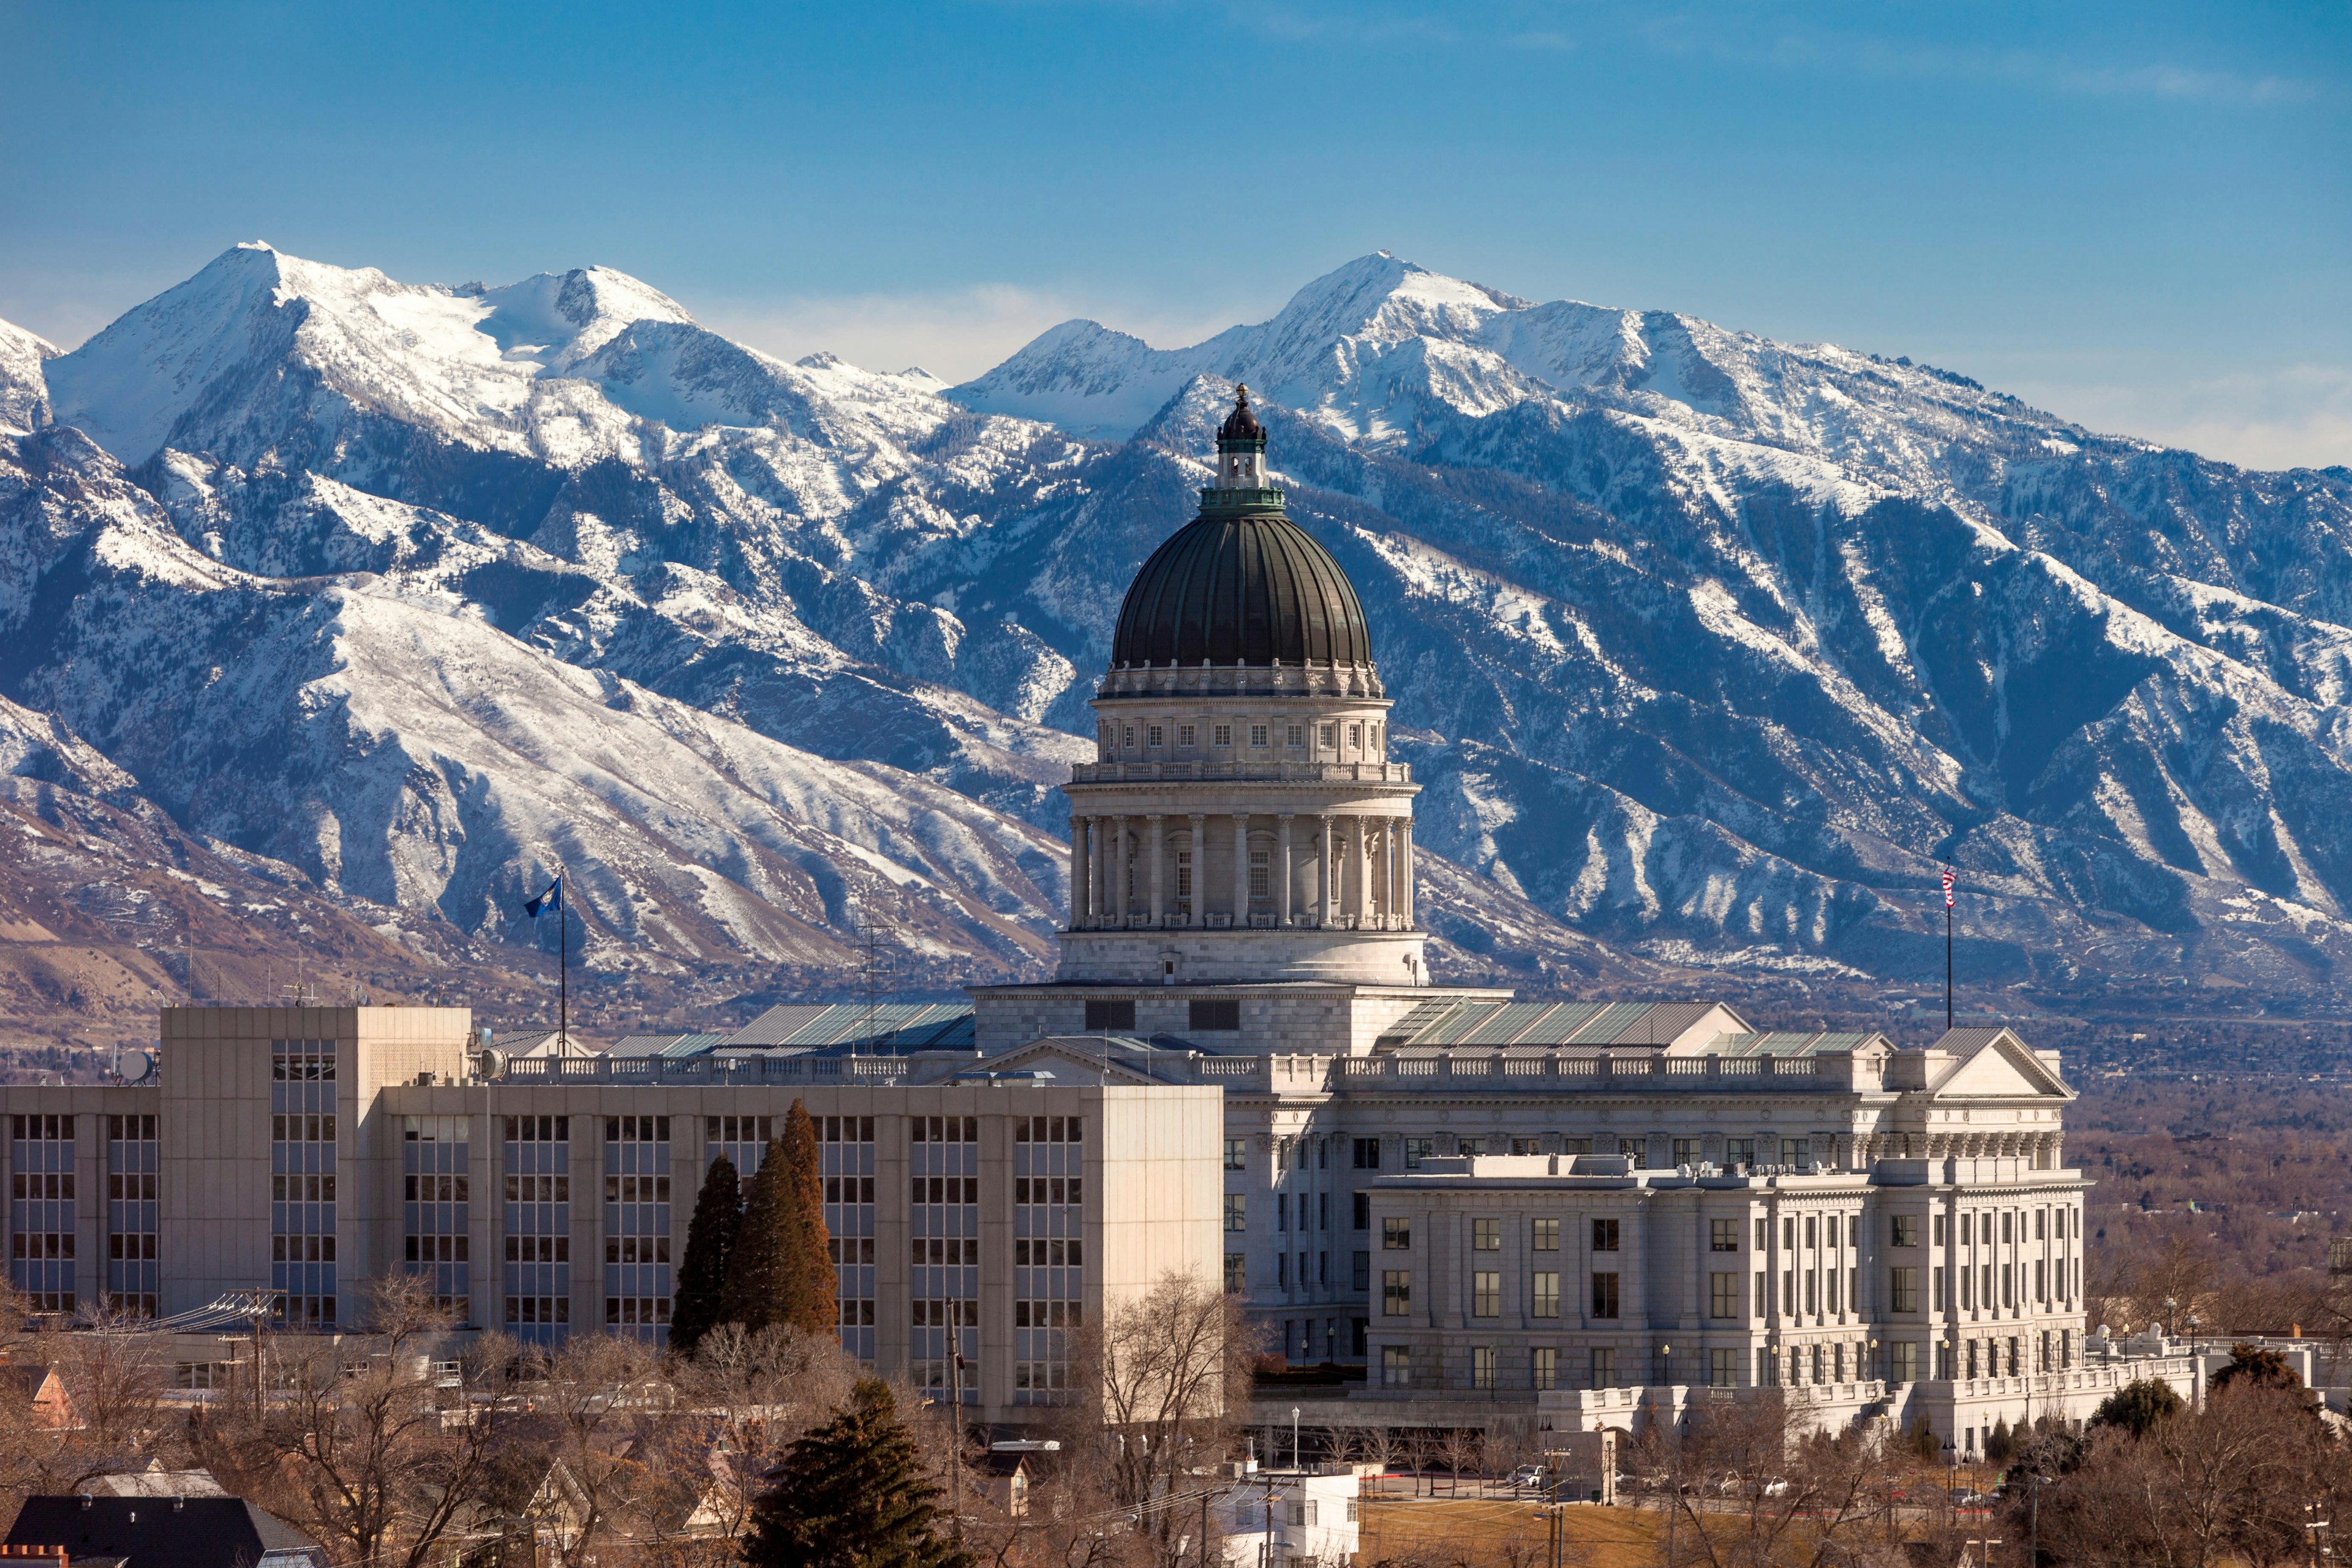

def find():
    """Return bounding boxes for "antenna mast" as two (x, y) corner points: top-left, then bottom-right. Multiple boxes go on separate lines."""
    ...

(851, 889), (900, 1057)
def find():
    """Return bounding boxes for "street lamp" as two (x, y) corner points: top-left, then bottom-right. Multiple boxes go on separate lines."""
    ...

(1291, 1406), (1301, 1469)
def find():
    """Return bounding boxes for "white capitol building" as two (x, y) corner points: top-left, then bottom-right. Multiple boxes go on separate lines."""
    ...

(4, 390), (2239, 1454)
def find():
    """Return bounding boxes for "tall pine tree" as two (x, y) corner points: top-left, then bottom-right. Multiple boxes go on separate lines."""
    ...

(671, 1152), (742, 1355)
(720, 1099), (837, 1336)
(778, 1098), (839, 1336)
(744, 1378), (971, 1568)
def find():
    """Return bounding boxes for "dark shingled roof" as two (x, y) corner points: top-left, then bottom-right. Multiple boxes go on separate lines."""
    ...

(1111, 511), (1372, 668)
(7, 1496), (323, 1568)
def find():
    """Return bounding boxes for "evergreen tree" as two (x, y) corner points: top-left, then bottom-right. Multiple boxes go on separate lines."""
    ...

(671, 1152), (742, 1354)
(778, 1098), (840, 1336)
(720, 1100), (836, 1335)
(2090, 1377), (2184, 1436)
(744, 1378), (971, 1568)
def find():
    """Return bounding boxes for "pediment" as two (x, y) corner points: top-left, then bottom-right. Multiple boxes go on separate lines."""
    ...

(1929, 1029), (2072, 1100)
(979, 1037), (1172, 1086)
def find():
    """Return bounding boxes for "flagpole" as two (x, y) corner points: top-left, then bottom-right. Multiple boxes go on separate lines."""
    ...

(1945, 866), (1954, 1035)
(559, 862), (568, 1050)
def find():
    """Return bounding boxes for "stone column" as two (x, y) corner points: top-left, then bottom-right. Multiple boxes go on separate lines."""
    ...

(1068, 817), (1088, 929)
(1379, 818), (1395, 927)
(1400, 820), (1414, 926)
(1319, 815), (1336, 926)
(1188, 815), (1206, 927)
(1232, 813), (1250, 927)
(1351, 818), (1370, 925)
(1091, 816), (1109, 928)
(1276, 814), (1294, 927)
(1148, 815), (1165, 927)
(1113, 817), (1129, 925)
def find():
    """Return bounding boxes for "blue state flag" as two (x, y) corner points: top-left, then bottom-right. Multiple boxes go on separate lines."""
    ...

(522, 875), (562, 918)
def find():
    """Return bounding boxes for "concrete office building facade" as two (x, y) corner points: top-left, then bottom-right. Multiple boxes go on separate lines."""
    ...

(1, 1005), (1221, 1425)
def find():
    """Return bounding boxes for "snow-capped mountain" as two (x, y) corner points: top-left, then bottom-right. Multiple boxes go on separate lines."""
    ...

(8, 241), (2352, 1036)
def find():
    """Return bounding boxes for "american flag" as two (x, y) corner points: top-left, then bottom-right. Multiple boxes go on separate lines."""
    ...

(1942, 866), (1955, 909)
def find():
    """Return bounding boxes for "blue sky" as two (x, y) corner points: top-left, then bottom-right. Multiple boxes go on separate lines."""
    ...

(3, 1), (2346, 467)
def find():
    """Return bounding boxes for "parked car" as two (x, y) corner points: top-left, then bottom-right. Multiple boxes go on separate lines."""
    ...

(1509, 1466), (1547, 1491)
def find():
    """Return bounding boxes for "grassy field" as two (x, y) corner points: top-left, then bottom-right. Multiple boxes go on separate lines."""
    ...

(1356, 1497), (1662, 1568)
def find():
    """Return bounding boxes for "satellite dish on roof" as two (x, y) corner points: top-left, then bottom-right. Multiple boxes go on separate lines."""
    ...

(474, 1048), (507, 1082)
(118, 1050), (154, 1085)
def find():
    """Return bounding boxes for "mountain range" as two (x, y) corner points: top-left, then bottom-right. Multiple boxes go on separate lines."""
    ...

(3, 243), (2348, 1050)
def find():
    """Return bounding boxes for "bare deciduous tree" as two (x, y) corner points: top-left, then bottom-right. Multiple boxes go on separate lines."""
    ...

(197, 1275), (506, 1568)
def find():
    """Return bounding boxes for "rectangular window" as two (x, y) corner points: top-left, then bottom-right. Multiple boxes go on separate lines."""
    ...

(1709, 1272), (1738, 1319)
(1672, 1138), (1698, 1168)
(1353, 1137), (1381, 1170)
(1278, 1254), (1289, 1288)
(1213, 723), (1232, 747)
(1623, 1138), (1646, 1167)
(1382, 1345), (1411, 1387)
(1147, 725), (1164, 748)
(1472, 1272), (1500, 1317)
(1178, 724), (1196, 748)
(1710, 1348), (1736, 1389)
(1250, 723), (1270, 748)
(2037, 1259), (2048, 1302)
(1592, 1218), (1619, 1251)
(1511, 1137), (1540, 1155)
(1224, 1254), (1246, 1292)
(1122, 725), (1136, 749)
(1781, 1137), (1812, 1167)
(1933, 1267), (1945, 1311)
(1382, 1216), (1410, 1250)
(1755, 1271), (1766, 1314)
(1248, 851), (1270, 899)
(1352, 1193), (1370, 1230)
(1472, 1345), (1496, 1388)
(1224, 1137), (1246, 1170)
(1591, 1272), (1620, 1319)
(1348, 722), (1363, 750)
(1084, 1000), (1136, 1031)
(1532, 1346), (1557, 1390)
(1805, 1216), (1818, 1248)
(1934, 1213), (1947, 1246)
(1532, 1218), (1559, 1251)
(1532, 1272), (1559, 1318)
(1589, 1348), (1616, 1390)
(2002, 1212), (2014, 1243)
(1727, 1137), (1755, 1167)
(1382, 1271), (1411, 1316)
(1755, 1216), (1769, 1251)
(1891, 1267), (1920, 1313)
(1891, 1215), (1918, 1248)
(1710, 1218), (1738, 1253)
(1191, 999), (1242, 1032)
(1224, 1194), (1246, 1232)
(1471, 1218), (1500, 1251)
(1890, 1341), (1920, 1383)
(1403, 1137), (1432, 1169)
(1352, 1251), (1369, 1290)
(1286, 723), (1305, 747)
(1319, 722), (1338, 748)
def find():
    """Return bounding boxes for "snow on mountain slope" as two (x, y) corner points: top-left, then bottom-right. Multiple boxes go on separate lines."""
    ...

(0, 423), (1072, 991)
(24, 241), (2352, 1014)
(0, 317), (54, 437)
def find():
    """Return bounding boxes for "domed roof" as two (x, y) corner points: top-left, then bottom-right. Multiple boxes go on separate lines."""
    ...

(1218, 384), (1265, 445)
(1110, 510), (1372, 669)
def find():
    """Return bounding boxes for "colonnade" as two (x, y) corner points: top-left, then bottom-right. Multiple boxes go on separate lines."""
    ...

(1065, 813), (1413, 931)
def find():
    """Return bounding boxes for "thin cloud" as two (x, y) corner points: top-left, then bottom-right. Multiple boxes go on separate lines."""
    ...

(1994, 361), (2352, 472)
(698, 284), (1248, 385)
(1643, 15), (2319, 107)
